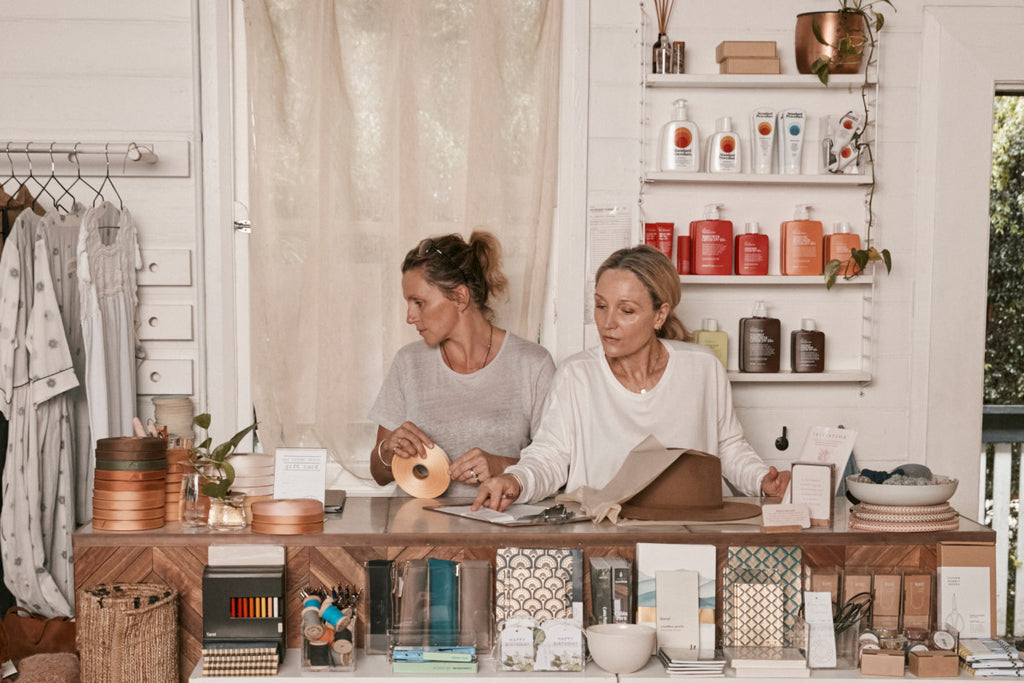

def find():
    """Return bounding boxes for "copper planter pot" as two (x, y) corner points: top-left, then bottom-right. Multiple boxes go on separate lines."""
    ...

(795, 11), (866, 75)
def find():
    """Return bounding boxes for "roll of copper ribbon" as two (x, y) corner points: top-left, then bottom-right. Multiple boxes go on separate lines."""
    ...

(92, 506), (166, 521)
(96, 436), (167, 452)
(91, 498), (166, 512)
(94, 479), (166, 493)
(392, 444), (451, 499)
(93, 517), (165, 531)
(250, 521), (324, 535)
(95, 459), (168, 472)
(250, 513), (323, 526)
(95, 469), (167, 482)
(93, 488), (166, 502)
(250, 499), (323, 518)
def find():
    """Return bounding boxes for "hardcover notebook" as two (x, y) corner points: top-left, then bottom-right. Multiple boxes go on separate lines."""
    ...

(495, 547), (574, 626)
(723, 546), (803, 648)
(637, 543), (717, 657)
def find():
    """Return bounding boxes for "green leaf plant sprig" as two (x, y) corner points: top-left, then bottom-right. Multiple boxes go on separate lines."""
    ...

(189, 413), (258, 501)
(811, 0), (895, 289)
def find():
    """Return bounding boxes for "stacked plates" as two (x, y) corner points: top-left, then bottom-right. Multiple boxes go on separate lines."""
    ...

(93, 437), (168, 531)
(250, 499), (324, 535)
(164, 445), (191, 522)
(231, 454), (276, 519)
(849, 502), (960, 532)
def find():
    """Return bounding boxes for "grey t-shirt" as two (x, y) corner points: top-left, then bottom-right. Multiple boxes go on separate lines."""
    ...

(369, 332), (555, 497)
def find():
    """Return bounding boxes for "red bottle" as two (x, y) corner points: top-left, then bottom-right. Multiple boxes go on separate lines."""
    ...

(735, 221), (769, 275)
(689, 203), (733, 275)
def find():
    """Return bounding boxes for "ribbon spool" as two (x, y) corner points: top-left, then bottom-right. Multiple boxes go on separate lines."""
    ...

(392, 444), (452, 498)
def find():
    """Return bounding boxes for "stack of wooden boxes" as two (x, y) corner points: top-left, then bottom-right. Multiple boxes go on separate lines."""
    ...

(716, 41), (780, 74)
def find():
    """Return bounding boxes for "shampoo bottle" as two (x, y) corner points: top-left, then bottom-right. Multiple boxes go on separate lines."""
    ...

(735, 221), (769, 276)
(739, 301), (780, 373)
(689, 203), (733, 275)
(659, 99), (700, 172)
(825, 221), (861, 276)
(694, 318), (728, 367)
(780, 204), (824, 276)
(791, 318), (825, 373)
(708, 116), (741, 173)
(751, 107), (776, 174)
(777, 108), (807, 175)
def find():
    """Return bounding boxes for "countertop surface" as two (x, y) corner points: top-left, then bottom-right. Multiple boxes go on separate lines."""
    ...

(74, 495), (995, 547)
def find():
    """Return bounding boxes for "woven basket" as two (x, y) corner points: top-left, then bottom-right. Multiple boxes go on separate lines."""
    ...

(76, 583), (178, 683)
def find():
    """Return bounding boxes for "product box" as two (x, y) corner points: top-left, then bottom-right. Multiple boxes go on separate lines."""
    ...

(872, 574), (902, 630)
(937, 542), (996, 637)
(809, 573), (840, 609)
(859, 649), (905, 677)
(715, 41), (778, 62)
(843, 574), (872, 604)
(719, 57), (782, 75)
(908, 650), (958, 678)
(902, 574), (932, 630)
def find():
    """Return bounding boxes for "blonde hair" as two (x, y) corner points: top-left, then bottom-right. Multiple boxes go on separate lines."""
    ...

(595, 245), (690, 341)
(402, 231), (509, 321)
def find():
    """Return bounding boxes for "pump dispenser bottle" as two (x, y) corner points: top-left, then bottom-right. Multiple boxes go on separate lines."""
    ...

(695, 318), (728, 367)
(707, 116), (741, 173)
(739, 301), (780, 373)
(791, 318), (825, 373)
(825, 222), (861, 276)
(689, 203), (733, 275)
(780, 203), (824, 276)
(735, 222), (769, 275)
(659, 99), (700, 172)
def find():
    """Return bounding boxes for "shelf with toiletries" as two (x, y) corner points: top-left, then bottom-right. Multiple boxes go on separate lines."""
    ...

(680, 274), (872, 286)
(646, 73), (873, 89)
(648, 171), (870, 185)
(726, 370), (871, 383)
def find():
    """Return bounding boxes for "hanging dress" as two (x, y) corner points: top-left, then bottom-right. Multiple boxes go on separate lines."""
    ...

(0, 210), (78, 616)
(77, 202), (143, 447)
(38, 206), (91, 523)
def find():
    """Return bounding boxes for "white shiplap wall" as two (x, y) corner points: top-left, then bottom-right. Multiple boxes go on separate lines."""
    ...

(0, 1), (205, 424)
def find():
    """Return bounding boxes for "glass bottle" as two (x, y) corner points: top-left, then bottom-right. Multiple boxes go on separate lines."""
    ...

(652, 33), (672, 74)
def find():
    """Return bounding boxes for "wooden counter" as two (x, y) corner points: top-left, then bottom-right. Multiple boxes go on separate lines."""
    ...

(72, 496), (995, 682)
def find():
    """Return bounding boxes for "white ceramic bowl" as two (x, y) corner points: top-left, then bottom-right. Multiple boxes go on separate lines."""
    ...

(586, 623), (656, 674)
(846, 474), (958, 506)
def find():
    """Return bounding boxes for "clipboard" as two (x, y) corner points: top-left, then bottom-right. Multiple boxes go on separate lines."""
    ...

(427, 502), (592, 527)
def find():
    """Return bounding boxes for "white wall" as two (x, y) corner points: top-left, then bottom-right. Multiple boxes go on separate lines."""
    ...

(585, 0), (1023, 515)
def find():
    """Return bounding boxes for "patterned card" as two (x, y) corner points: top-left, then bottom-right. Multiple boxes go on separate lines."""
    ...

(723, 546), (803, 647)
(495, 547), (574, 626)
(726, 570), (785, 647)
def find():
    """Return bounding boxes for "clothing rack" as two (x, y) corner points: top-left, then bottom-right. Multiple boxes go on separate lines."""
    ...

(2, 142), (159, 165)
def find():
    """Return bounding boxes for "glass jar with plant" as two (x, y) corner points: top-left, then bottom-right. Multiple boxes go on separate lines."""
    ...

(795, 0), (895, 288)
(189, 413), (257, 530)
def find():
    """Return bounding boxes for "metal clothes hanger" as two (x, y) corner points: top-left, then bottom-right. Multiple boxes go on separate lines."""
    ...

(92, 143), (124, 211)
(20, 144), (58, 211)
(2, 143), (22, 195)
(39, 143), (74, 214)
(55, 143), (100, 213)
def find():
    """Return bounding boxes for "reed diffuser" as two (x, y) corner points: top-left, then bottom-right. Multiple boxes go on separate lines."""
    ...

(652, 0), (676, 73)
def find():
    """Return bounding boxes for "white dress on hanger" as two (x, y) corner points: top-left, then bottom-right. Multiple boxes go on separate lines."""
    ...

(0, 210), (78, 617)
(76, 202), (143, 446)
(38, 206), (91, 523)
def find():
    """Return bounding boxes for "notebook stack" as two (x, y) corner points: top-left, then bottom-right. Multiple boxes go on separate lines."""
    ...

(659, 648), (726, 677)
(250, 498), (324, 535)
(849, 502), (960, 532)
(92, 436), (167, 531)
(724, 646), (809, 678)
(957, 637), (1024, 677)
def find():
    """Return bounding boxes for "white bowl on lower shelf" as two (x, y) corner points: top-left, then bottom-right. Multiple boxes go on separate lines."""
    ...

(585, 623), (656, 674)
(846, 474), (958, 506)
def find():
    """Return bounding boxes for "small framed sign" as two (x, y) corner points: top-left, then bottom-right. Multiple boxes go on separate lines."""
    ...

(790, 462), (834, 527)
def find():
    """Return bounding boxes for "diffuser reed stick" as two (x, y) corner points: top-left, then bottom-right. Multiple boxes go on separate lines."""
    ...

(653, 0), (675, 34)
(651, 0), (676, 73)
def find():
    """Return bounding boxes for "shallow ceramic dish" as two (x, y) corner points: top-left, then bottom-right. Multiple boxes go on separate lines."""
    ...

(585, 623), (655, 674)
(846, 474), (958, 506)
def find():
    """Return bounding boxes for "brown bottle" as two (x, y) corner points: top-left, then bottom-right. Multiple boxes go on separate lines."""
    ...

(791, 318), (825, 373)
(738, 301), (780, 373)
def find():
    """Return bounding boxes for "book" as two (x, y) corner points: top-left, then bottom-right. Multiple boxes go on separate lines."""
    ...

(637, 543), (717, 657)
(428, 558), (458, 646)
(656, 569), (700, 657)
(610, 557), (633, 624)
(589, 557), (613, 624)
(496, 547), (574, 625)
(392, 660), (479, 673)
(724, 646), (808, 669)
(724, 546), (803, 648)
(960, 638), (1023, 662)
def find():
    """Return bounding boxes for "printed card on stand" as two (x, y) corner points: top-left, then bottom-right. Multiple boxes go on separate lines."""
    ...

(782, 427), (857, 500)
(789, 462), (834, 527)
(273, 448), (327, 503)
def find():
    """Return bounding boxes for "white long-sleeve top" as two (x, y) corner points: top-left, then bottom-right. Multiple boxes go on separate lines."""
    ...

(505, 340), (770, 503)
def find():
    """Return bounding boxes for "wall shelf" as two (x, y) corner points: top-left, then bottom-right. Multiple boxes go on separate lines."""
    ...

(680, 275), (872, 286)
(727, 370), (871, 383)
(646, 73), (873, 89)
(647, 171), (871, 186)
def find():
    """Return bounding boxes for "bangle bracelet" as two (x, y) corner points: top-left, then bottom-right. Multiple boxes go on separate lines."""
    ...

(376, 440), (391, 470)
(508, 472), (524, 497)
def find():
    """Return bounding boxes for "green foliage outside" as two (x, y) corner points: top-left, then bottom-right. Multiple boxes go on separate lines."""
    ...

(988, 95), (1024, 636)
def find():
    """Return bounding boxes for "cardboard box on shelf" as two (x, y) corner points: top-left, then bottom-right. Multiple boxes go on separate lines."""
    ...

(719, 57), (782, 75)
(902, 574), (932, 630)
(937, 542), (996, 637)
(860, 649), (905, 677)
(908, 650), (959, 678)
(715, 40), (778, 62)
(872, 574), (902, 630)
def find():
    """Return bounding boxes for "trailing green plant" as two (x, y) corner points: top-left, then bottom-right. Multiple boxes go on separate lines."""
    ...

(189, 413), (257, 501)
(815, 0), (896, 289)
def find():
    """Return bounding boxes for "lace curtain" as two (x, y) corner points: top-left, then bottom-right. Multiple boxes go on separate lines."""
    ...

(243, 0), (561, 477)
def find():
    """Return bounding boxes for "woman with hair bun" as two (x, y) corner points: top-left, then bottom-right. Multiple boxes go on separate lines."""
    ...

(369, 231), (555, 496)
(473, 244), (789, 511)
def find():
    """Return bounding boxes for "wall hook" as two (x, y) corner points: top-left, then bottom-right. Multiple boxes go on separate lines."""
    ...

(775, 426), (789, 451)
